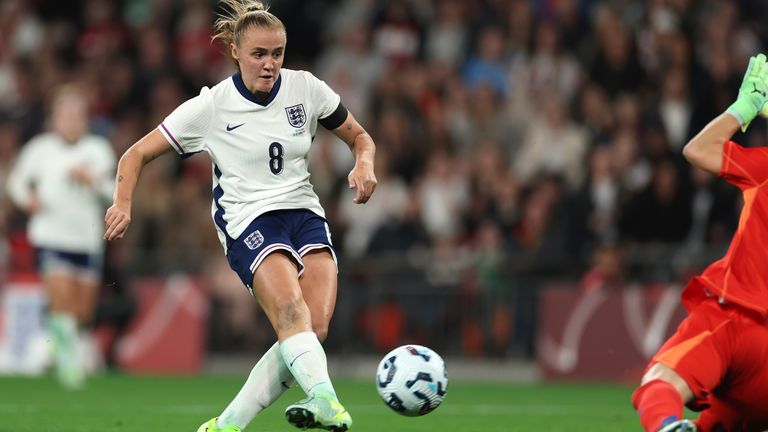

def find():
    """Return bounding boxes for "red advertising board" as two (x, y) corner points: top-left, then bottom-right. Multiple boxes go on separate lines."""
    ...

(537, 284), (687, 381)
(116, 274), (209, 374)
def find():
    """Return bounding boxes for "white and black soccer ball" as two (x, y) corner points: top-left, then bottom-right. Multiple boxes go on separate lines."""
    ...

(375, 344), (448, 416)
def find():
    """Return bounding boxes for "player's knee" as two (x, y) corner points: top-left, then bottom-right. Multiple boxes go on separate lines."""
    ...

(641, 362), (694, 403)
(274, 294), (310, 330)
(313, 323), (329, 342)
(642, 362), (675, 385)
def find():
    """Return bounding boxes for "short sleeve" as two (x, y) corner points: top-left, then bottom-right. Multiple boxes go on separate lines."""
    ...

(720, 140), (768, 190)
(307, 73), (342, 121)
(158, 87), (214, 158)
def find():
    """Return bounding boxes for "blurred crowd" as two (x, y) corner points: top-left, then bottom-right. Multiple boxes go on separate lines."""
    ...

(1, 0), (768, 356)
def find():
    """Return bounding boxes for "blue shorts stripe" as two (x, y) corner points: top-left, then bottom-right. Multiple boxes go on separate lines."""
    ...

(248, 243), (303, 274)
(35, 248), (102, 278)
(212, 164), (235, 249)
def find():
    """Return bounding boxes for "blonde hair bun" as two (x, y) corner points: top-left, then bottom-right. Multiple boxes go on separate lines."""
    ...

(214, 0), (285, 48)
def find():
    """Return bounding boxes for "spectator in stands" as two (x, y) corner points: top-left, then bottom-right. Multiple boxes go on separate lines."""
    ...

(512, 92), (589, 190)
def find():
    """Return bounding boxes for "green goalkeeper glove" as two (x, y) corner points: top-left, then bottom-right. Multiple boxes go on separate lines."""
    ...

(727, 53), (768, 132)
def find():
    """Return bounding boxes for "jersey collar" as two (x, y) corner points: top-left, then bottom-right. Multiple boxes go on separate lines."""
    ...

(232, 72), (282, 106)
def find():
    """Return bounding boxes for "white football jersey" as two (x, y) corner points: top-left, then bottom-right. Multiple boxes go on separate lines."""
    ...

(6, 132), (115, 253)
(158, 69), (342, 253)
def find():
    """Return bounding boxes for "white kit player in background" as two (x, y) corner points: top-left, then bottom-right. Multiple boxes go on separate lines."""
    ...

(103, 1), (377, 431)
(7, 85), (115, 388)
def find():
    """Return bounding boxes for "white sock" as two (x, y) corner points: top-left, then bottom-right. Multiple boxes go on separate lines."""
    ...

(48, 312), (82, 386)
(77, 329), (102, 374)
(49, 313), (76, 358)
(217, 342), (294, 429)
(279, 331), (337, 399)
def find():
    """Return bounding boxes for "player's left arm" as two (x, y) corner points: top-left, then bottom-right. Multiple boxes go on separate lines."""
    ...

(331, 111), (377, 204)
(6, 138), (41, 213)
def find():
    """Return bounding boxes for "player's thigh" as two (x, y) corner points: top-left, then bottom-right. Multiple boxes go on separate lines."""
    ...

(71, 253), (103, 322)
(251, 251), (310, 336)
(648, 299), (733, 406)
(72, 278), (100, 323)
(43, 272), (76, 311)
(697, 397), (768, 432)
(712, 316), (768, 429)
(696, 398), (744, 432)
(290, 211), (337, 340)
(36, 249), (72, 308)
(299, 249), (337, 341)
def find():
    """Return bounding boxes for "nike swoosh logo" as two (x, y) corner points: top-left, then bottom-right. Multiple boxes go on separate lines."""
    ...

(290, 350), (311, 367)
(226, 123), (245, 131)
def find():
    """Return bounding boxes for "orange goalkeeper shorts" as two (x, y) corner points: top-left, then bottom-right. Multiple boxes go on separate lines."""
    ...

(649, 297), (768, 431)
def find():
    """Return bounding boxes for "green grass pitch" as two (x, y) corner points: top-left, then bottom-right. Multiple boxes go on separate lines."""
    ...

(0, 375), (641, 431)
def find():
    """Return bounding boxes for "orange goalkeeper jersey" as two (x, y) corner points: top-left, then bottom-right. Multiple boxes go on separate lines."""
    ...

(683, 140), (768, 318)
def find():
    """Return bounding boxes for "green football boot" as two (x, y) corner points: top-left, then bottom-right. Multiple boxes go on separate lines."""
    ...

(285, 393), (352, 431)
(195, 417), (241, 432)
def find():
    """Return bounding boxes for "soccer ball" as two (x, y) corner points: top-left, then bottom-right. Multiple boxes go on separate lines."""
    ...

(375, 344), (448, 416)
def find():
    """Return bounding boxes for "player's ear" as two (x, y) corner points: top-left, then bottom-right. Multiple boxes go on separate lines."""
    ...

(230, 43), (239, 61)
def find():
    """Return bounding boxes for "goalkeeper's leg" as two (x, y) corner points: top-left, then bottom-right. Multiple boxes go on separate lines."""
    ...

(632, 371), (692, 432)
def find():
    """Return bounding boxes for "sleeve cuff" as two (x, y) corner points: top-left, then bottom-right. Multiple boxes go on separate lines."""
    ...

(725, 107), (746, 127)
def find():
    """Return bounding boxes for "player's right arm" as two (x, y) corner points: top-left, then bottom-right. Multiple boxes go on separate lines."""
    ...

(103, 129), (172, 240)
(6, 137), (41, 214)
(105, 87), (212, 240)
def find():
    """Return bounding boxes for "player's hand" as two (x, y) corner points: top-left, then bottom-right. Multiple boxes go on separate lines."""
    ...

(727, 53), (768, 131)
(348, 161), (377, 204)
(104, 204), (131, 240)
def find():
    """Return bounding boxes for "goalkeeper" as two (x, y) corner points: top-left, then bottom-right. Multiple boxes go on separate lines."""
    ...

(631, 54), (768, 432)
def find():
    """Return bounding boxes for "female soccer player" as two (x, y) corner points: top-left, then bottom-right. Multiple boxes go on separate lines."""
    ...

(103, 1), (375, 431)
(631, 54), (768, 432)
(7, 85), (116, 388)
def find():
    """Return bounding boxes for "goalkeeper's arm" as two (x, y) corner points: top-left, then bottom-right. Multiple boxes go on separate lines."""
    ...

(683, 113), (739, 174)
(683, 53), (768, 175)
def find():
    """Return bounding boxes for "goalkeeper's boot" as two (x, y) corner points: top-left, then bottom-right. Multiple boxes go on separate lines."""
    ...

(285, 393), (352, 431)
(657, 419), (697, 432)
(196, 417), (241, 432)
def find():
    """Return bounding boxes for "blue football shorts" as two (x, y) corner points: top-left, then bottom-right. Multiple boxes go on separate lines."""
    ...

(35, 247), (103, 281)
(226, 209), (337, 291)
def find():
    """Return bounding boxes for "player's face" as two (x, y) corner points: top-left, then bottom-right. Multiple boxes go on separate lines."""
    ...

(52, 95), (88, 144)
(232, 27), (286, 95)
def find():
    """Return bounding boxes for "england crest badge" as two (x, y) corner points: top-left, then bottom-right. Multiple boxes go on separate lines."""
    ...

(285, 104), (307, 128)
(244, 230), (264, 250)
